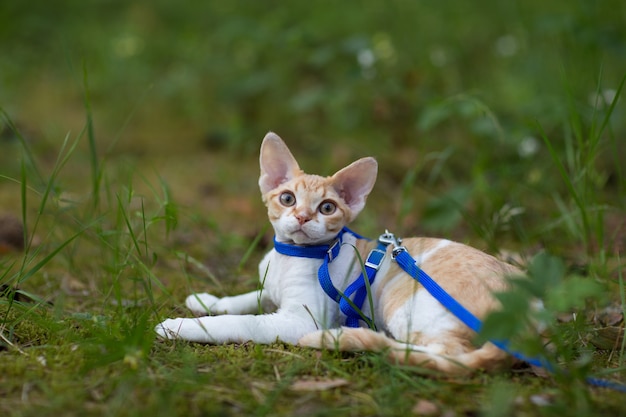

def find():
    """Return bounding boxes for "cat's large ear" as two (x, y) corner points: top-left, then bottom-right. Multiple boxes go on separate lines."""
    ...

(259, 132), (302, 194)
(331, 157), (378, 215)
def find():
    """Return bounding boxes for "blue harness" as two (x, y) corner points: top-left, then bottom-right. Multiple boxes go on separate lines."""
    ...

(273, 227), (626, 392)
(274, 227), (384, 328)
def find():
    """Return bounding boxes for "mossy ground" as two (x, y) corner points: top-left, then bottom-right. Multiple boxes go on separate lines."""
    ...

(1, 148), (625, 417)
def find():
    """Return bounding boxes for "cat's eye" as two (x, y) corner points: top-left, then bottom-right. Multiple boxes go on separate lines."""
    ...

(319, 201), (336, 215)
(279, 192), (296, 207)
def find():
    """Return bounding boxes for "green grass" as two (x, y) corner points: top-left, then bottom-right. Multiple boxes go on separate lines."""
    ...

(2, 1), (626, 416)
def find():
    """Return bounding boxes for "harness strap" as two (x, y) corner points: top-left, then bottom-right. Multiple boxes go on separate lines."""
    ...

(273, 227), (383, 328)
(317, 244), (342, 303)
(273, 229), (345, 303)
(273, 234), (343, 260)
(339, 245), (386, 327)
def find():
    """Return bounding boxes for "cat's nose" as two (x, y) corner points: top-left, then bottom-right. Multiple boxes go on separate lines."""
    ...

(295, 213), (311, 225)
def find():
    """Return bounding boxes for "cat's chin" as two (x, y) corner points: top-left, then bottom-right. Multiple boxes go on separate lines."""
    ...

(289, 230), (312, 245)
(286, 230), (321, 245)
(277, 229), (336, 246)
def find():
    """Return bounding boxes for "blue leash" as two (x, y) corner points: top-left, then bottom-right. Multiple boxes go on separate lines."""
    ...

(387, 231), (626, 393)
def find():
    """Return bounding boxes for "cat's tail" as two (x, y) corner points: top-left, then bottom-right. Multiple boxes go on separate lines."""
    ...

(298, 327), (510, 375)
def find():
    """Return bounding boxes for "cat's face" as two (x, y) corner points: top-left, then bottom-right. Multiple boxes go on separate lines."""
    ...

(263, 174), (353, 245)
(259, 132), (378, 245)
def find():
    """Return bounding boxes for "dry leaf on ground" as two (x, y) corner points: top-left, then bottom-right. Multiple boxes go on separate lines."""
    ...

(290, 378), (349, 392)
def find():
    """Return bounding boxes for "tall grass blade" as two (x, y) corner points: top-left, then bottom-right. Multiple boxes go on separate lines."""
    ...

(537, 123), (591, 251)
(602, 73), (625, 194)
(351, 244), (377, 332)
(175, 251), (223, 291)
(82, 62), (101, 209)
(16, 220), (98, 286)
(594, 72), (625, 143)
(20, 158), (28, 254)
(238, 223), (269, 272)
(34, 132), (78, 212)
(618, 253), (626, 365)
(19, 131), (82, 264)
(141, 198), (149, 259)
(0, 108), (43, 185)
(116, 193), (143, 257)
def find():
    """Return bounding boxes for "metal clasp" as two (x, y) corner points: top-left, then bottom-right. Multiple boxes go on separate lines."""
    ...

(391, 246), (407, 260)
(378, 230), (402, 247)
(378, 229), (407, 260)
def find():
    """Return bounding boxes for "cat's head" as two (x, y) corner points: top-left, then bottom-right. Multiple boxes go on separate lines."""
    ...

(259, 132), (377, 245)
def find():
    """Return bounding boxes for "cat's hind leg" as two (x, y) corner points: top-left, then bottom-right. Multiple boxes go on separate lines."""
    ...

(299, 327), (511, 375)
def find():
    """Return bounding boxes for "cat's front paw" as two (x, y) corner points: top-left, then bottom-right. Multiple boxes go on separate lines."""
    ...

(185, 293), (220, 316)
(155, 317), (213, 342)
(155, 318), (185, 340)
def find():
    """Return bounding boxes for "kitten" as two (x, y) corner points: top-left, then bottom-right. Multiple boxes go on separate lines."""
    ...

(156, 132), (520, 374)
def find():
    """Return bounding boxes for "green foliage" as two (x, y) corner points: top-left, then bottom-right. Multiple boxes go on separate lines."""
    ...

(480, 251), (617, 403)
(421, 185), (472, 232)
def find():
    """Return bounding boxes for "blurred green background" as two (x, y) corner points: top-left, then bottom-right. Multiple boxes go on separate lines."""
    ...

(2, 0), (624, 150)
(1, 0), (625, 250)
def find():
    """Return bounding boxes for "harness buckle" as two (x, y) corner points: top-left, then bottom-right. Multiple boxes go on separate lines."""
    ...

(326, 238), (341, 262)
(364, 248), (386, 271)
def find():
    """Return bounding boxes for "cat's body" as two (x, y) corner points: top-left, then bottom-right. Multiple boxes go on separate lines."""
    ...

(156, 132), (521, 374)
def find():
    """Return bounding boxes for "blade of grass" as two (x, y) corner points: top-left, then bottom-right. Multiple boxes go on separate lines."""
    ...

(15, 130), (84, 278)
(82, 62), (101, 209)
(350, 244), (378, 332)
(238, 223), (269, 273)
(537, 122), (591, 251)
(160, 177), (178, 238)
(141, 198), (149, 260)
(602, 73), (626, 196)
(16, 219), (99, 286)
(116, 193), (143, 258)
(593, 72), (625, 147)
(134, 171), (179, 239)
(0, 108), (43, 185)
(175, 251), (223, 291)
(20, 157), (28, 255)
(618, 253), (626, 366)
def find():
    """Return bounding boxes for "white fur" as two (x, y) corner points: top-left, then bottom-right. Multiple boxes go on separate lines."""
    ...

(383, 240), (457, 341)
(156, 232), (365, 344)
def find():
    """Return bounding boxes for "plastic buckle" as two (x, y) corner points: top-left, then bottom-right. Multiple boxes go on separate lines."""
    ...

(364, 249), (386, 271)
